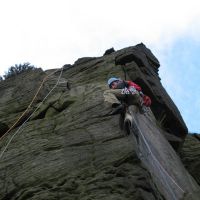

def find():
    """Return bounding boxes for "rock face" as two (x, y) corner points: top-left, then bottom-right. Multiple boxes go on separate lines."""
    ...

(0, 44), (199, 200)
(180, 134), (200, 185)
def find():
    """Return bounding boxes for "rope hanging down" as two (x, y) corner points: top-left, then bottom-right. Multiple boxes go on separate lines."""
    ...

(0, 68), (61, 142)
(130, 113), (185, 199)
(0, 67), (64, 160)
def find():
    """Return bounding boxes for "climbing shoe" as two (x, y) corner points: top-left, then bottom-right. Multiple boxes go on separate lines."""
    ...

(109, 104), (125, 115)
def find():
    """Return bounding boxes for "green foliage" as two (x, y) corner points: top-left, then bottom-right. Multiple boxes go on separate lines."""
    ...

(3, 62), (36, 79)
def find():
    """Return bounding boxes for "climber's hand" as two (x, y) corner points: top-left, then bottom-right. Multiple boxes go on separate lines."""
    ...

(143, 95), (151, 107)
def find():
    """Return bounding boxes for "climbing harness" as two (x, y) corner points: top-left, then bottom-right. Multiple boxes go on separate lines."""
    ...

(0, 67), (64, 160)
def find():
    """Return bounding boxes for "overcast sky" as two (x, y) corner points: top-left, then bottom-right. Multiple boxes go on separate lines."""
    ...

(0, 0), (199, 133)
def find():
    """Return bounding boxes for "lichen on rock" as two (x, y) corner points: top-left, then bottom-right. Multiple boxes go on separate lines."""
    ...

(0, 44), (199, 200)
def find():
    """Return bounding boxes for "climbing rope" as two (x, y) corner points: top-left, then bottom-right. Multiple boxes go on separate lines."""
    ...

(121, 64), (127, 80)
(130, 112), (185, 198)
(0, 68), (61, 142)
(0, 67), (64, 160)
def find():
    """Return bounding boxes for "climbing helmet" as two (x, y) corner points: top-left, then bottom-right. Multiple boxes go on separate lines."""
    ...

(107, 77), (121, 88)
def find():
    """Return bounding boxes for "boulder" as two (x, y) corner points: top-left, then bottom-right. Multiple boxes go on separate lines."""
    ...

(0, 44), (199, 200)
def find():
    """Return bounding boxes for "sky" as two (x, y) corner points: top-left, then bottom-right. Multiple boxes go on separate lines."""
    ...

(0, 0), (199, 133)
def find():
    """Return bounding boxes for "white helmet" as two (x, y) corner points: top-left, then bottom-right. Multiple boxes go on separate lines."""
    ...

(107, 77), (121, 88)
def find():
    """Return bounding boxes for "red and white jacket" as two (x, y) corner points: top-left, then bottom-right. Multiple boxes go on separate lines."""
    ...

(125, 81), (151, 107)
(126, 81), (141, 91)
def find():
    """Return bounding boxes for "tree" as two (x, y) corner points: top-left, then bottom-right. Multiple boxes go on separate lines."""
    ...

(3, 62), (36, 79)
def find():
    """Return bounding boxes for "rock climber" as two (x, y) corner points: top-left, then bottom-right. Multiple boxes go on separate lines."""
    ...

(103, 77), (151, 115)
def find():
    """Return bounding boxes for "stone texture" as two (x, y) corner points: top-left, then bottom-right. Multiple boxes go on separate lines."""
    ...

(180, 134), (200, 185)
(103, 47), (115, 56)
(124, 105), (199, 200)
(115, 43), (187, 141)
(0, 44), (199, 200)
